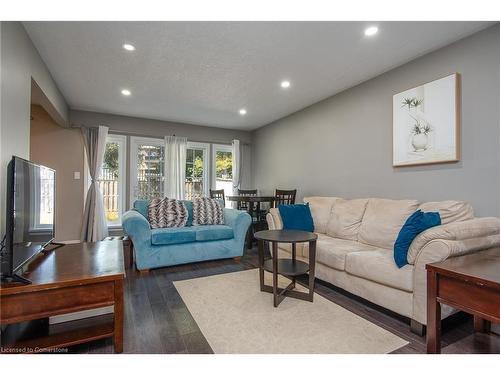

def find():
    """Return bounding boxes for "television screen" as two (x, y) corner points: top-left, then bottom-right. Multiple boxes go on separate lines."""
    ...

(6, 157), (56, 273)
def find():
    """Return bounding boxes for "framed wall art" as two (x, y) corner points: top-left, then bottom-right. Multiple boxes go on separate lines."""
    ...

(393, 73), (460, 167)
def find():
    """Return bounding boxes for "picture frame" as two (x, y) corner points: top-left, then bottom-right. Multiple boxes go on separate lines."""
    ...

(392, 73), (461, 167)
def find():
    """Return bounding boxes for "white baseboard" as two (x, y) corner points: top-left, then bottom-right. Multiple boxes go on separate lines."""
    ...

(49, 306), (114, 324)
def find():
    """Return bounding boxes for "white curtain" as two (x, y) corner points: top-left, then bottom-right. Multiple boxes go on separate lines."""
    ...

(81, 125), (109, 241)
(232, 139), (241, 195)
(165, 135), (187, 200)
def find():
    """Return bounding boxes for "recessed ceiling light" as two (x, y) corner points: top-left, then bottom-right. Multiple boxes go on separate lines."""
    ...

(281, 80), (291, 89)
(121, 89), (131, 96)
(239, 108), (247, 116)
(364, 26), (379, 37)
(122, 43), (136, 51)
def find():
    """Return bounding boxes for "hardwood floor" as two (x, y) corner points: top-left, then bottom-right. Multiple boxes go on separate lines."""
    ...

(61, 245), (499, 354)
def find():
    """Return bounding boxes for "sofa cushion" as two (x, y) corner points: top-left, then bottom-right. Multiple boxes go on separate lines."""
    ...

(358, 198), (419, 250)
(151, 225), (234, 245)
(345, 249), (414, 292)
(151, 227), (197, 245)
(315, 234), (379, 271)
(326, 198), (368, 240)
(180, 200), (194, 226)
(193, 197), (225, 225)
(148, 198), (188, 229)
(195, 225), (234, 242)
(303, 197), (340, 234)
(418, 200), (473, 224)
(133, 199), (149, 219)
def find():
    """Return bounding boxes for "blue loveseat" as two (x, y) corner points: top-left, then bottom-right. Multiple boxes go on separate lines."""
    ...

(122, 200), (252, 271)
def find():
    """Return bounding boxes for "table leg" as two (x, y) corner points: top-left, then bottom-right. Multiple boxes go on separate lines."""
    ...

(258, 239), (265, 291)
(427, 269), (441, 354)
(247, 202), (254, 249)
(272, 242), (278, 308)
(308, 240), (316, 302)
(291, 243), (296, 288)
(473, 316), (491, 333)
(114, 278), (124, 353)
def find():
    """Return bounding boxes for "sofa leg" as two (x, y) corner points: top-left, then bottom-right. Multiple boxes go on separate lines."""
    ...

(138, 269), (150, 275)
(233, 256), (242, 263)
(410, 319), (426, 336)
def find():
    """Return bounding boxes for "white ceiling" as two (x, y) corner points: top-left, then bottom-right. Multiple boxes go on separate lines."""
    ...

(24, 21), (493, 131)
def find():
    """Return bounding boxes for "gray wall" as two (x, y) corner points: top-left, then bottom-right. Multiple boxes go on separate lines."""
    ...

(0, 22), (69, 233)
(252, 24), (500, 217)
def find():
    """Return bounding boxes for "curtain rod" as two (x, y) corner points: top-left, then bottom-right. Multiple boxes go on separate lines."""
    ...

(107, 128), (251, 146)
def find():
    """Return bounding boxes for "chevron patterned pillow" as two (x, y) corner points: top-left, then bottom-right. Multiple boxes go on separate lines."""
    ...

(192, 197), (225, 225)
(148, 198), (188, 229)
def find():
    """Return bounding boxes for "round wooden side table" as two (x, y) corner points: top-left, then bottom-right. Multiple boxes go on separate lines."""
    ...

(254, 229), (318, 307)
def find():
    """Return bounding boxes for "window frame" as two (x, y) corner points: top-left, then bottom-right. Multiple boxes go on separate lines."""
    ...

(129, 136), (166, 207)
(99, 134), (127, 228)
(185, 141), (210, 199)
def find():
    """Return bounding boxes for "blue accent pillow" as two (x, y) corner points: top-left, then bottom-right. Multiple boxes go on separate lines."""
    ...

(394, 210), (441, 268)
(278, 203), (314, 232)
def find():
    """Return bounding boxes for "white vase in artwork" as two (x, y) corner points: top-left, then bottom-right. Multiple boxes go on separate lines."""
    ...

(412, 133), (428, 152)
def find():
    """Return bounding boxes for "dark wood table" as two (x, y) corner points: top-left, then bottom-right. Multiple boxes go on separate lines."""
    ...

(227, 195), (277, 248)
(426, 247), (500, 354)
(254, 229), (317, 307)
(0, 241), (125, 353)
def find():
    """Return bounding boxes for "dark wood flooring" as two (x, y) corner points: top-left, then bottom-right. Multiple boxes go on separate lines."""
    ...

(56, 245), (500, 353)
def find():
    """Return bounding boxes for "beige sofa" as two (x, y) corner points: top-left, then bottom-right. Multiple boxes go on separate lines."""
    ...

(266, 197), (500, 334)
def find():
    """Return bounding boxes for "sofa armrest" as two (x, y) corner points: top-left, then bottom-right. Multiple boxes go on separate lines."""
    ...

(412, 233), (500, 325)
(122, 210), (152, 245)
(407, 217), (500, 265)
(266, 208), (283, 230)
(224, 208), (251, 241)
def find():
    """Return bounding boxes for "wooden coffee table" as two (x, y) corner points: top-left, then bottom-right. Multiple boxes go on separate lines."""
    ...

(0, 241), (125, 353)
(255, 229), (317, 307)
(426, 247), (500, 354)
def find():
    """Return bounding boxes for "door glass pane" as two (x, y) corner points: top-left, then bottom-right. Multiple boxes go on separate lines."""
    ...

(185, 148), (205, 200)
(98, 140), (122, 226)
(135, 144), (165, 200)
(215, 150), (232, 203)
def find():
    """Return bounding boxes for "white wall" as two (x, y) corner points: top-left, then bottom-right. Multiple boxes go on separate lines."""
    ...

(252, 24), (500, 217)
(0, 22), (69, 234)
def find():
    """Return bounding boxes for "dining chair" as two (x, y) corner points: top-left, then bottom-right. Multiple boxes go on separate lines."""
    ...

(237, 189), (257, 211)
(274, 189), (297, 207)
(210, 189), (225, 205)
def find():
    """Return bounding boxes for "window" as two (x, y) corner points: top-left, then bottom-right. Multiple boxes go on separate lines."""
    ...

(212, 144), (233, 206)
(130, 137), (165, 205)
(98, 134), (126, 227)
(185, 142), (209, 200)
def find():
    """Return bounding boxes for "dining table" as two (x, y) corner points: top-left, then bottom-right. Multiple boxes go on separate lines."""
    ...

(226, 195), (277, 248)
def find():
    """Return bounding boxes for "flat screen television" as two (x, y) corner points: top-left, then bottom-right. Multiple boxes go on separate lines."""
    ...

(1, 156), (56, 283)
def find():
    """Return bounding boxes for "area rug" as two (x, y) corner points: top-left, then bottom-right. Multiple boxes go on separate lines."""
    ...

(173, 269), (409, 354)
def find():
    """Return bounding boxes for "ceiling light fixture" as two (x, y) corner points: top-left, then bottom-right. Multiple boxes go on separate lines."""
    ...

(121, 89), (131, 96)
(239, 108), (247, 116)
(280, 80), (291, 89)
(122, 43), (136, 51)
(364, 26), (379, 37)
